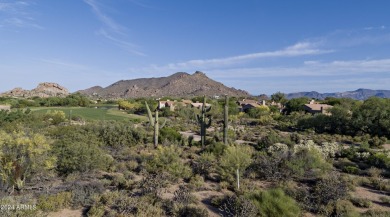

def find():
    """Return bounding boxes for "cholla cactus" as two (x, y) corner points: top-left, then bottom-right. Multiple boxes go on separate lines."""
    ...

(294, 140), (340, 158)
(267, 143), (289, 154)
(355, 152), (371, 159)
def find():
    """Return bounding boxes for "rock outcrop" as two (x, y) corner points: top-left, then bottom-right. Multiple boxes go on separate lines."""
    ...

(1, 82), (69, 98)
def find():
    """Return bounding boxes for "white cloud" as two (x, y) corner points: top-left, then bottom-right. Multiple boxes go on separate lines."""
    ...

(129, 41), (331, 73)
(0, 1), (42, 29)
(207, 58), (390, 79)
(84, 0), (126, 35)
(96, 29), (146, 56)
(39, 58), (89, 70)
(84, 0), (145, 56)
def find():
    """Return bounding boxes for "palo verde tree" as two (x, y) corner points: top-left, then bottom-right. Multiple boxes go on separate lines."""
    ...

(145, 101), (166, 148)
(0, 130), (56, 193)
(219, 144), (253, 190)
(196, 96), (212, 148)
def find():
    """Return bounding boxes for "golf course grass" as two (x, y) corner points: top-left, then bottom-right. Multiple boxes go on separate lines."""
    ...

(31, 106), (147, 121)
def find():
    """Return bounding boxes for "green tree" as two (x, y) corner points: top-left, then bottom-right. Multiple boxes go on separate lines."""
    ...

(352, 97), (390, 137)
(271, 92), (287, 104)
(284, 97), (309, 114)
(219, 144), (253, 189)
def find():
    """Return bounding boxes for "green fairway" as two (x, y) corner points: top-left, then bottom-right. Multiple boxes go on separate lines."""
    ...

(31, 106), (147, 121)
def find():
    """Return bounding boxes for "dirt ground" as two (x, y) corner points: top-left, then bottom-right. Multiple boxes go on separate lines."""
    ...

(48, 208), (83, 217)
(351, 186), (390, 212)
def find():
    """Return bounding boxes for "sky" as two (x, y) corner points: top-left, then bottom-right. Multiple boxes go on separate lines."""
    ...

(1, 0), (390, 95)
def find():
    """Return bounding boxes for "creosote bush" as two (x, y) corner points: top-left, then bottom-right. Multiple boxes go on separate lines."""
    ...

(247, 188), (301, 217)
(37, 191), (72, 212)
(146, 145), (192, 179)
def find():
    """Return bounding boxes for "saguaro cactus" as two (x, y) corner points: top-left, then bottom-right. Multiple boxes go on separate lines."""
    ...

(145, 101), (166, 147)
(223, 95), (229, 145)
(196, 96), (212, 148)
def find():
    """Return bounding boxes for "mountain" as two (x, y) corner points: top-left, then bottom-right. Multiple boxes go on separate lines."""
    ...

(286, 88), (390, 100)
(0, 82), (69, 98)
(78, 71), (250, 98)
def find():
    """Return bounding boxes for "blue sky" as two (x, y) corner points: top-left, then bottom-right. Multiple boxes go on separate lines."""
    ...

(1, 0), (390, 95)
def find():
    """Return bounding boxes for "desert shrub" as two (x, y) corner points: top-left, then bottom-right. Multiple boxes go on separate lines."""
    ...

(368, 152), (390, 169)
(146, 145), (192, 179)
(343, 166), (360, 174)
(177, 205), (209, 217)
(0, 130), (56, 192)
(108, 173), (134, 190)
(189, 175), (205, 190)
(173, 186), (195, 205)
(0, 109), (31, 126)
(99, 122), (146, 147)
(218, 181), (230, 191)
(369, 136), (387, 148)
(251, 151), (291, 182)
(219, 194), (258, 217)
(52, 127), (114, 175)
(256, 130), (280, 150)
(334, 158), (357, 171)
(54, 139), (113, 175)
(112, 194), (139, 215)
(361, 209), (390, 217)
(267, 143), (289, 154)
(323, 200), (359, 217)
(280, 182), (313, 211)
(44, 110), (66, 125)
(247, 188), (301, 217)
(379, 196), (390, 204)
(313, 172), (348, 209)
(370, 176), (390, 191)
(290, 132), (302, 144)
(71, 181), (105, 207)
(294, 140), (340, 158)
(87, 204), (105, 217)
(350, 197), (372, 208)
(92, 191), (143, 216)
(159, 127), (182, 143)
(37, 191), (72, 212)
(367, 167), (383, 177)
(116, 159), (138, 172)
(204, 141), (226, 157)
(139, 172), (171, 197)
(286, 146), (331, 179)
(192, 152), (216, 177)
(136, 203), (165, 217)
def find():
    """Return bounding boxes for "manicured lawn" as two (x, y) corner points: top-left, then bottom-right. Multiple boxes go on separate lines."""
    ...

(31, 106), (147, 121)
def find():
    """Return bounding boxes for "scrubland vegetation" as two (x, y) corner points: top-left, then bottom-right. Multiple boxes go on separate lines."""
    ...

(0, 94), (389, 216)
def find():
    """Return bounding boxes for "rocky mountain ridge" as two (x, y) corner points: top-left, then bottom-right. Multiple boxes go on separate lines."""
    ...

(0, 82), (69, 98)
(286, 88), (390, 100)
(78, 71), (250, 98)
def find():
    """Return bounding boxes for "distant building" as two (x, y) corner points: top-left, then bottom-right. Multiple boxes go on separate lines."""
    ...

(158, 100), (176, 111)
(191, 102), (211, 109)
(241, 103), (261, 112)
(237, 99), (259, 106)
(237, 99), (261, 112)
(0, 105), (11, 111)
(181, 99), (193, 105)
(304, 100), (333, 115)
